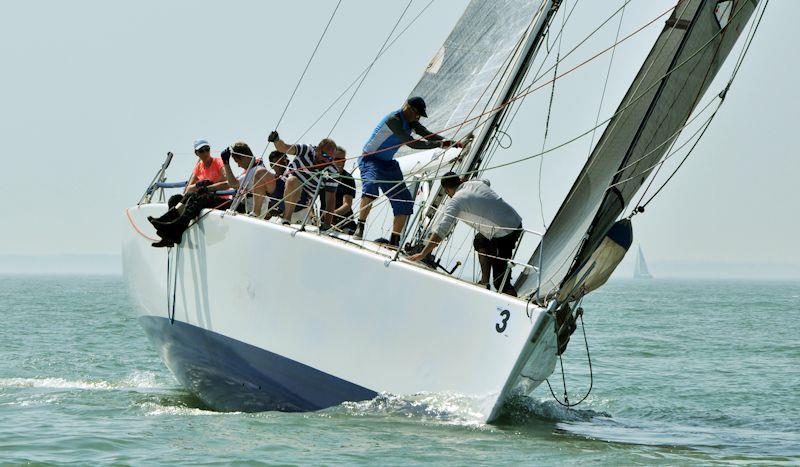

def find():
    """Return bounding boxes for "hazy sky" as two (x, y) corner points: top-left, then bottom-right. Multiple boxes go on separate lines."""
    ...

(1, 0), (797, 275)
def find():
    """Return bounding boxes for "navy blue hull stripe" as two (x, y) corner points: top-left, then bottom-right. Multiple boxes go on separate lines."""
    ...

(139, 316), (377, 412)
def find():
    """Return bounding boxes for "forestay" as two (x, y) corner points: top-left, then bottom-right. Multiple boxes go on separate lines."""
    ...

(397, 0), (548, 159)
(517, 0), (758, 299)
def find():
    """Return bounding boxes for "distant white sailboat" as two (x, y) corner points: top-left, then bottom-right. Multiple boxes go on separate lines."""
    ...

(123, 0), (761, 421)
(634, 245), (653, 279)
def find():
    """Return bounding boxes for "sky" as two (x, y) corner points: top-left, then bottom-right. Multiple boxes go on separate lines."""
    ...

(1, 0), (797, 278)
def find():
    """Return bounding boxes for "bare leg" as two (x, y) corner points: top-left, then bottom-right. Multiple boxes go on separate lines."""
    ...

(357, 194), (376, 222)
(476, 250), (492, 287)
(282, 176), (302, 222)
(390, 214), (407, 246)
(354, 194), (376, 238)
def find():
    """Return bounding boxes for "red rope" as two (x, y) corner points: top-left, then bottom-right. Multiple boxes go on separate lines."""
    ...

(126, 208), (160, 242)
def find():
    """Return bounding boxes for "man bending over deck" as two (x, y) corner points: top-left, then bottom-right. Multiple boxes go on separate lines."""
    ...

(355, 97), (459, 246)
(220, 142), (277, 218)
(268, 131), (338, 227)
(408, 172), (523, 297)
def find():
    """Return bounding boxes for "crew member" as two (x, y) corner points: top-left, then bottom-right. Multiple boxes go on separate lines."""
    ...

(269, 131), (338, 227)
(220, 142), (277, 218)
(266, 150), (312, 219)
(184, 139), (228, 195)
(408, 172), (523, 296)
(356, 97), (459, 245)
(148, 139), (230, 247)
(320, 146), (357, 234)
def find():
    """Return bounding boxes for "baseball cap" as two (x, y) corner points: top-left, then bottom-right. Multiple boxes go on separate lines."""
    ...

(193, 139), (210, 151)
(407, 96), (428, 118)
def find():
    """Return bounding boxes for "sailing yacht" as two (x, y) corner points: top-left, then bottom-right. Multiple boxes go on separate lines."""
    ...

(634, 245), (653, 279)
(123, 0), (760, 421)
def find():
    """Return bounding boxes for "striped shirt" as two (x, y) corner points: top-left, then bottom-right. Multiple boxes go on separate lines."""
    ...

(287, 144), (338, 195)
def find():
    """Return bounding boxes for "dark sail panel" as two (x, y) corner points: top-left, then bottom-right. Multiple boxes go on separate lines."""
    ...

(517, 0), (758, 298)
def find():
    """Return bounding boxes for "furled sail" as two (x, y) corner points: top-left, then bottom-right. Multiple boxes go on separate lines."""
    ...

(397, 0), (551, 159)
(517, 0), (758, 299)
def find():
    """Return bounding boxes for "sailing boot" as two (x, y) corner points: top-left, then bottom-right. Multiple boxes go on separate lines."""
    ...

(353, 220), (365, 240)
(148, 208), (179, 227)
(151, 238), (175, 248)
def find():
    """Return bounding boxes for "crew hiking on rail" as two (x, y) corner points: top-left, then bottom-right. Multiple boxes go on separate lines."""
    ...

(147, 96), (527, 296)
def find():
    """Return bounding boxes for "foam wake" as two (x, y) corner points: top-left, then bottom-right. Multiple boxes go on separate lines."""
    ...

(330, 391), (612, 427)
(0, 371), (166, 392)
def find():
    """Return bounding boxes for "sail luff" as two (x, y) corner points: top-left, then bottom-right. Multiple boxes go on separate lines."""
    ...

(516, 0), (759, 299)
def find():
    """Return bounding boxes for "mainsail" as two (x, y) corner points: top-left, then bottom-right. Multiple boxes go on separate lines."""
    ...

(398, 0), (554, 160)
(517, 0), (758, 298)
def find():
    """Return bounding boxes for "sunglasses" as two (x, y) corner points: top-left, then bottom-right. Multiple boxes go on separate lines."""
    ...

(196, 147), (210, 153)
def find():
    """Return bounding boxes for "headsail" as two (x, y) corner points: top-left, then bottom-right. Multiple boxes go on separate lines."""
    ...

(517, 0), (758, 299)
(398, 0), (553, 159)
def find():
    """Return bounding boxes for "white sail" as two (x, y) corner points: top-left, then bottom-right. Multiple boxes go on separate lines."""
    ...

(517, 0), (758, 299)
(634, 245), (652, 279)
(398, 0), (553, 159)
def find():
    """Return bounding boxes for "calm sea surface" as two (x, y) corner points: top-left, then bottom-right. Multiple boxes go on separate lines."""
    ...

(0, 275), (798, 465)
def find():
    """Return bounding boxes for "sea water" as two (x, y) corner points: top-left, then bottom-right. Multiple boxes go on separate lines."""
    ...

(0, 275), (797, 464)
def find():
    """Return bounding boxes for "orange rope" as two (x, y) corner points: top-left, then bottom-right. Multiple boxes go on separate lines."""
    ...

(126, 208), (160, 242)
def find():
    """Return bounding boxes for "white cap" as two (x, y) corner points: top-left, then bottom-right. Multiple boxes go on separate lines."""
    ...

(193, 139), (210, 151)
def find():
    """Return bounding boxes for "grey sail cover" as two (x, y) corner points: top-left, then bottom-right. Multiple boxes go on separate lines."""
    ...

(517, 0), (758, 298)
(397, 0), (548, 159)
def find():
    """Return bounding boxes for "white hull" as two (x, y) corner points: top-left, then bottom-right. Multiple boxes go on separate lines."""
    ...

(122, 204), (557, 422)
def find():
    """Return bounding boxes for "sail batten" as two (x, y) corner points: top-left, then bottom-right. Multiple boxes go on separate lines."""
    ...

(516, 0), (758, 299)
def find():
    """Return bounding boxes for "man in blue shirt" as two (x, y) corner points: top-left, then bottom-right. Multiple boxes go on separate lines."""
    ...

(356, 96), (459, 245)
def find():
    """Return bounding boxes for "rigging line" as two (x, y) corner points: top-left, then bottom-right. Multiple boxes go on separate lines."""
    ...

(296, 0), (436, 142)
(522, 0), (635, 95)
(481, 0), (581, 173)
(232, 1), (737, 203)
(170, 244), (180, 325)
(634, 0), (769, 212)
(588, 0), (626, 151)
(276, 1), (674, 170)
(536, 3), (565, 230)
(546, 301), (594, 407)
(610, 104), (718, 189)
(609, 93), (719, 182)
(273, 0), (343, 131)
(356, 2), (677, 164)
(636, 107), (717, 211)
(327, 0), (415, 137)
(166, 248), (171, 321)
